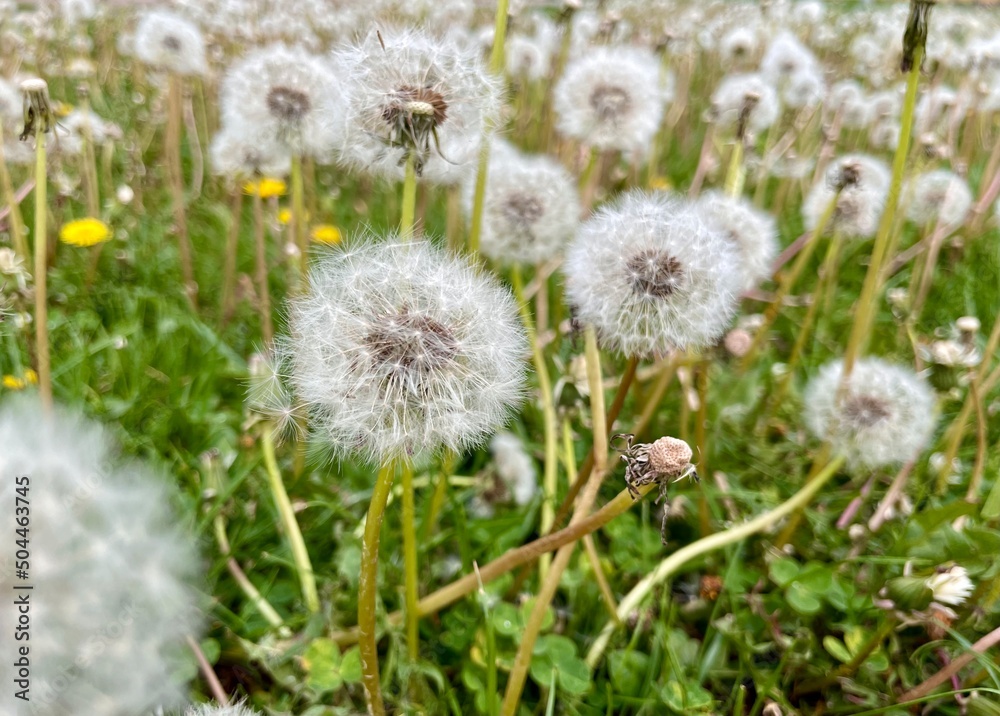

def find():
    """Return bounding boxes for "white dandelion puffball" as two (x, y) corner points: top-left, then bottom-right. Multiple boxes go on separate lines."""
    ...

(133, 8), (207, 76)
(827, 80), (873, 130)
(186, 703), (262, 716)
(802, 154), (890, 239)
(804, 358), (937, 469)
(760, 30), (819, 85)
(490, 431), (538, 506)
(710, 72), (781, 136)
(220, 43), (344, 160)
(335, 28), (503, 184)
(461, 141), (580, 265)
(288, 235), (527, 462)
(0, 399), (200, 716)
(564, 190), (742, 357)
(209, 122), (291, 179)
(903, 169), (973, 230)
(553, 45), (669, 156)
(926, 565), (974, 607)
(696, 190), (778, 293)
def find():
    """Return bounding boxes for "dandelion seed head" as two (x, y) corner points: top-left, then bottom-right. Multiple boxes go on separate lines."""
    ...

(802, 154), (890, 238)
(490, 431), (537, 506)
(827, 80), (873, 130)
(554, 45), (669, 156)
(804, 358), (937, 469)
(335, 28), (502, 184)
(221, 43), (344, 160)
(710, 73), (780, 135)
(287, 234), (527, 462)
(696, 190), (778, 293)
(210, 122), (291, 179)
(461, 141), (580, 265)
(185, 703), (262, 716)
(133, 9), (207, 76)
(760, 30), (819, 85)
(0, 398), (200, 716)
(564, 190), (741, 357)
(904, 169), (972, 230)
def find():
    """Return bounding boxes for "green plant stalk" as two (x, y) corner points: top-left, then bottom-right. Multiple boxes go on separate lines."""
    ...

(290, 154), (307, 289)
(724, 140), (744, 198)
(586, 454), (846, 668)
(32, 128), (52, 410)
(421, 451), (456, 541)
(261, 424), (319, 613)
(635, 357), (677, 438)
(467, 0), (509, 255)
(739, 189), (841, 372)
(841, 45), (923, 379)
(166, 73), (197, 310)
(331, 480), (658, 648)
(511, 264), (558, 579)
(252, 189), (274, 344)
(401, 460), (419, 661)
(400, 152), (417, 237)
(220, 188), (243, 322)
(78, 91), (100, 217)
(0, 118), (28, 262)
(500, 327), (607, 716)
(359, 462), (396, 716)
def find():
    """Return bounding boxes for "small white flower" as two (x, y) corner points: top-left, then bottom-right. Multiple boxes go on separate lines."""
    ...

(926, 565), (974, 607)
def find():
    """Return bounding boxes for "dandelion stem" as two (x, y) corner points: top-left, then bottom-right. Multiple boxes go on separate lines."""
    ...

(586, 454), (846, 668)
(291, 154), (308, 290)
(400, 152), (418, 237)
(512, 264), (558, 579)
(635, 356), (677, 438)
(401, 460), (420, 661)
(359, 461), (396, 716)
(251, 189), (275, 344)
(221, 188), (243, 323)
(500, 327), (607, 716)
(32, 126), (52, 411)
(841, 43), (924, 380)
(724, 140), (744, 198)
(331, 480), (660, 648)
(260, 424), (319, 613)
(0, 118), (28, 263)
(739, 188), (841, 373)
(166, 73), (198, 310)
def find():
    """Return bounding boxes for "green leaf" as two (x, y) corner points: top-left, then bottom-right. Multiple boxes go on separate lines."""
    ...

(823, 636), (853, 664)
(302, 638), (343, 693)
(492, 603), (521, 637)
(609, 650), (650, 697)
(340, 647), (362, 684)
(786, 581), (823, 615)
(769, 558), (801, 587)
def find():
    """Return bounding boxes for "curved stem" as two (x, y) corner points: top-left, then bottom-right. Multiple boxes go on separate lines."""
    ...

(401, 460), (419, 660)
(33, 126), (51, 411)
(359, 462), (396, 716)
(261, 424), (319, 613)
(586, 454), (846, 668)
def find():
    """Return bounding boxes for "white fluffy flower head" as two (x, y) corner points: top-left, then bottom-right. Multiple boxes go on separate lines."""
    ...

(696, 190), (778, 293)
(288, 234), (527, 462)
(804, 358), (937, 469)
(220, 43), (344, 160)
(564, 191), (742, 357)
(802, 154), (890, 239)
(336, 28), (503, 183)
(133, 9), (207, 76)
(186, 702), (262, 716)
(210, 122), (291, 179)
(0, 399), (200, 716)
(710, 72), (780, 136)
(490, 431), (537, 506)
(462, 141), (580, 265)
(904, 169), (972, 230)
(554, 45), (669, 156)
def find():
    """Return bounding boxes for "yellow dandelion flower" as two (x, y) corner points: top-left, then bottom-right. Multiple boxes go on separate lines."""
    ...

(2, 375), (24, 390)
(310, 224), (342, 244)
(24, 369), (37, 384)
(649, 176), (672, 192)
(278, 208), (292, 225)
(243, 177), (288, 198)
(60, 218), (111, 247)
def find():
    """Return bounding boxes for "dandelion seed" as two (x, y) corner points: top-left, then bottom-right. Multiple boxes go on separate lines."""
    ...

(335, 28), (502, 183)
(564, 190), (741, 357)
(554, 45), (670, 157)
(804, 358), (937, 469)
(286, 233), (527, 462)
(59, 217), (111, 247)
(0, 398), (201, 716)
